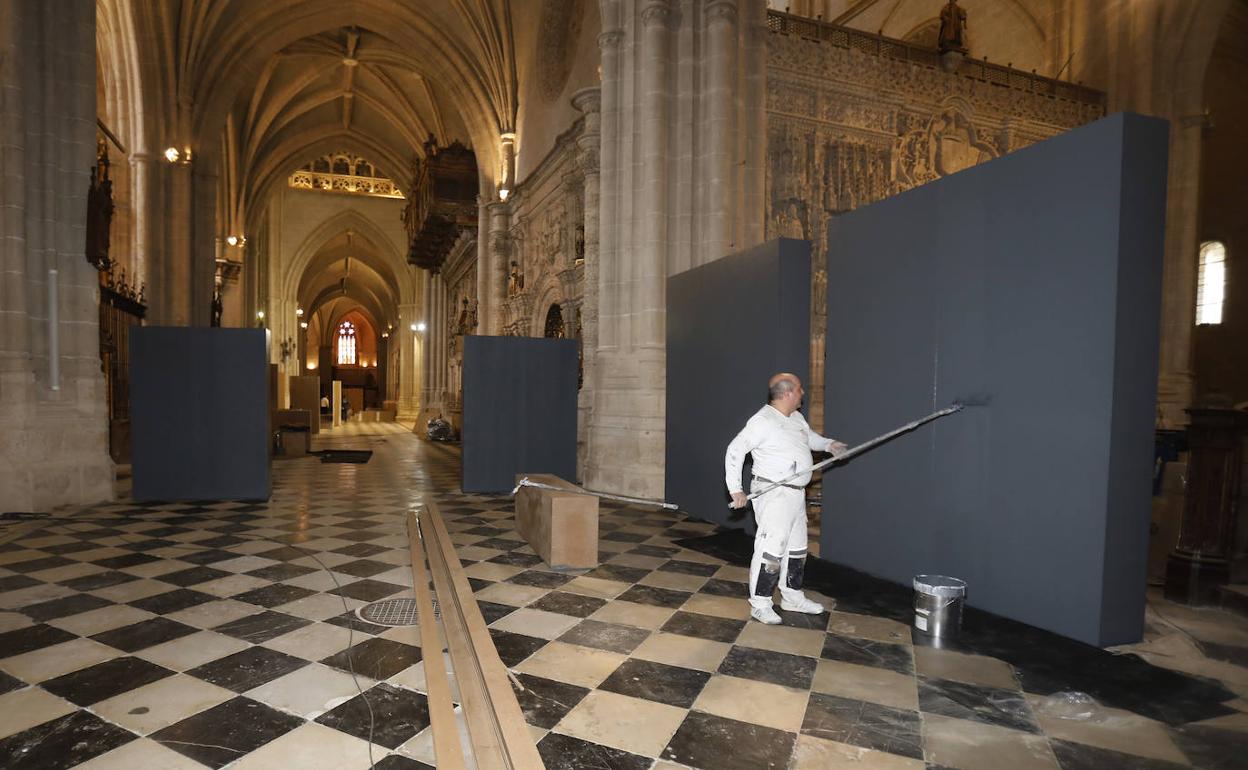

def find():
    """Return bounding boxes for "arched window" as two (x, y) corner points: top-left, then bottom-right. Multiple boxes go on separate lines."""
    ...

(1197, 241), (1227, 325)
(336, 320), (357, 365)
(543, 304), (565, 339)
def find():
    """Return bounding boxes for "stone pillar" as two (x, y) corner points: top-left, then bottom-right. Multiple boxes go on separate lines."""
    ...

(703, 0), (739, 263)
(397, 303), (420, 418)
(741, 0), (768, 249)
(0, 0), (114, 508)
(486, 202), (511, 336)
(573, 88), (602, 481)
(475, 199), (494, 335)
(1156, 115), (1204, 429)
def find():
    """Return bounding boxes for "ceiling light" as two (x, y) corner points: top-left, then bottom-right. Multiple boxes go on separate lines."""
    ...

(164, 147), (180, 163)
(299, 321), (308, 329)
(225, 235), (239, 247)
(256, 310), (265, 320)
(416, 322), (427, 332)
(410, 323), (418, 332)
(296, 308), (304, 316)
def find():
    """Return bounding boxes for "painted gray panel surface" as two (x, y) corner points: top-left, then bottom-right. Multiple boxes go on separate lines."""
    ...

(461, 335), (578, 493)
(666, 238), (812, 529)
(822, 113), (1168, 646)
(130, 327), (271, 501)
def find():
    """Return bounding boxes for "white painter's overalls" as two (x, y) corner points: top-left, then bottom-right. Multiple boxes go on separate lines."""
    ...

(724, 405), (838, 610)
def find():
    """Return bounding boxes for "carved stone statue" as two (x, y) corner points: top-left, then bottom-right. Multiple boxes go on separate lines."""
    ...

(507, 260), (525, 296)
(938, 0), (968, 54)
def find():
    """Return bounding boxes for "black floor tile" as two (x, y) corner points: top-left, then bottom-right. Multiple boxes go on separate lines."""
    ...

(487, 551), (544, 568)
(0, 623), (77, 657)
(60, 570), (138, 591)
(316, 682), (430, 748)
(158, 565), (232, 587)
(776, 607), (833, 631)
(659, 559), (720, 577)
(231, 583), (318, 608)
(0, 709), (136, 768)
(187, 646), (310, 692)
(616, 585), (691, 609)
(332, 543), (391, 558)
(489, 629), (550, 667)
(92, 552), (160, 569)
(821, 634), (914, 675)
(213, 610), (312, 643)
(4, 556), (73, 573)
(537, 731), (652, 770)
(529, 591), (607, 618)
(507, 570), (574, 589)
(514, 672), (591, 728)
(41, 656), (174, 706)
(0, 670), (25, 695)
(599, 658), (711, 708)
(41, 541), (99, 556)
(662, 710), (796, 770)
(478, 600), (519, 625)
(255, 546), (310, 562)
(20, 592), (113, 622)
(130, 587), (216, 614)
(661, 611), (745, 643)
(325, 611), (390, 636)
(558, 619), (652, 654)
(0, 575), (40, 592)
(176, 549), (239, 566)
(587, 564), (651, 584)
(372, 755), (435, 770)
(152, 696), (304, 768)
(327, 578), (406, 601)
(801, 691), (923, 760)
(320, 637), (422, 679)
(718, 645), (817, 689)
(602, 530), (651, 543)
(700, 578), (748, 597)
(629, 544), (681, 558)
(1167, 723), (1248, 770)
(91, 617), (199, 653)
(333, 558), (397, 578)
(918, 676), (1039, 734)
(245, 563), (317, 581)
(1048, 738), (1190, 770)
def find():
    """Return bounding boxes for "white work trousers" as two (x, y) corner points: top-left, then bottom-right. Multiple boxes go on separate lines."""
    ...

(748, 482), (809, 609)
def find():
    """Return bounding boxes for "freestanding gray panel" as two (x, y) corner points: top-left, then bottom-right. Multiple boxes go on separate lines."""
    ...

(130, 327), (271, 501)
(461, 335), (578, 493)
(666, 238), (812, 529)
(822, 112), (1168, 646)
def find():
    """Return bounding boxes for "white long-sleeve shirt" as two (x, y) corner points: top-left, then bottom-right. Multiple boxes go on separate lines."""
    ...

(724, 404), (837, 494)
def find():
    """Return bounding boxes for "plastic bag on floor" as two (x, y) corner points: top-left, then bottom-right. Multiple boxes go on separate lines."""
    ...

(1035, 691), (1104, 722)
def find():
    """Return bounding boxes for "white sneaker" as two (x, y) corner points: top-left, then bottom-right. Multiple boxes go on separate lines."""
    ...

(779, 595), (827, 614)
(750, 605), (782, 625)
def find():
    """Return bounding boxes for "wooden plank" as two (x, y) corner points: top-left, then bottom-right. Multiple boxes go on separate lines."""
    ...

(423, 499), (546, 770)
(406, 511), (467, 770)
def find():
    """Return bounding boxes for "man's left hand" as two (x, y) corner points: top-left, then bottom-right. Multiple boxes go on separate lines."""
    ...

(829, 441), (849, 457)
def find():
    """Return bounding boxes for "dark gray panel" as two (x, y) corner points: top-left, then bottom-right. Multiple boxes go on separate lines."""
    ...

(666, 238), (812, 528)
(822, 113), (1168, 646)
(130, 327), (271, 501)
(461, 335), (578, 493)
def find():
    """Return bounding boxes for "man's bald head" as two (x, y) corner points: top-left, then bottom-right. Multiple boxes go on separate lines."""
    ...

(768, 373), (802, 403)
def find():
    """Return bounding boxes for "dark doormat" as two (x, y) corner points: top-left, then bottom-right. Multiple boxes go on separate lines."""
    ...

(315, 450), (373, 464)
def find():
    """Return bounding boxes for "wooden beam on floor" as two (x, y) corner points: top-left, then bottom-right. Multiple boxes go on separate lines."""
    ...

(419, 499), (546, 770)
(406, 510), (468, 770)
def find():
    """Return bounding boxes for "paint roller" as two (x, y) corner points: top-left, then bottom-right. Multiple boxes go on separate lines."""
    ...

(739, 395), (991, 504)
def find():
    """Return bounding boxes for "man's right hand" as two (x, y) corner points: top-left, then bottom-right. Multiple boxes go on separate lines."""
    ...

(729, 491), (748, 509)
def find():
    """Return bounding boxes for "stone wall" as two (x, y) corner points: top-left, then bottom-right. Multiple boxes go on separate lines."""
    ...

(0, 1), (115, 510)
(764, 14), (1103, 428)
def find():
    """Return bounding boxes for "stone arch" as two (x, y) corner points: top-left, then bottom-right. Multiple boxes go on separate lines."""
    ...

(529, 275), (564, 336)
(282, 208), (414, 307)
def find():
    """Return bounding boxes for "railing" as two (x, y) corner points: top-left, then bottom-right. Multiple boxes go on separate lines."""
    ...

(765, 9), (1105, 109)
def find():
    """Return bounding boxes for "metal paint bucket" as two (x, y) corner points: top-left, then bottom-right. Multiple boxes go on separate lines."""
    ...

(913, 575), (966, 639)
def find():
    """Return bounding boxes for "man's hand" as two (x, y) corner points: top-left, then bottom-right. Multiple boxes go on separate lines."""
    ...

(729, 491), (748, 509)
(829, 441), (849, 457)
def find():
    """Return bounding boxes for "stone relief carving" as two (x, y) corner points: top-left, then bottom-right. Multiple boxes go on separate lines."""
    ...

(765, 27), (1103, 429)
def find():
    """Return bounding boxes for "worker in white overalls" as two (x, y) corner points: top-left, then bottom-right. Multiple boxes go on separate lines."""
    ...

(725, 373), (847, 625)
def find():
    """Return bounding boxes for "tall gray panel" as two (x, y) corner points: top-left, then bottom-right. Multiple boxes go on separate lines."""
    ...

(823, 113), (1168, 646)
(666, 239), (812, 528)
(462, 335), (578, 493)
(130, 327), (271, 501)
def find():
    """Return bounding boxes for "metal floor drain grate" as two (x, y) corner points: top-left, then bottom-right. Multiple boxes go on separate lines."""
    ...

(356, 597), (437, 627)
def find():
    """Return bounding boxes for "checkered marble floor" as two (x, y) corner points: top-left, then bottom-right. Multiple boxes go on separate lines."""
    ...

(0, 424), (1242, 769)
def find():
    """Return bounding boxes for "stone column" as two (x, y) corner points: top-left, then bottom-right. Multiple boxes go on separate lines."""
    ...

(397, 302), (421, 418)
(703, 0), (739, 263)
(1156, 115), (1203, 428)
(741, 0), (768, 249)
(486, 201), (511, 335)
(475, 198), (494, 335)
(420, 272), (435, 413)
(0, 0), (114, 508)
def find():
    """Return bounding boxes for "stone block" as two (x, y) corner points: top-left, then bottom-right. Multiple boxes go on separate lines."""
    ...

(514, 474), (599, 570)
